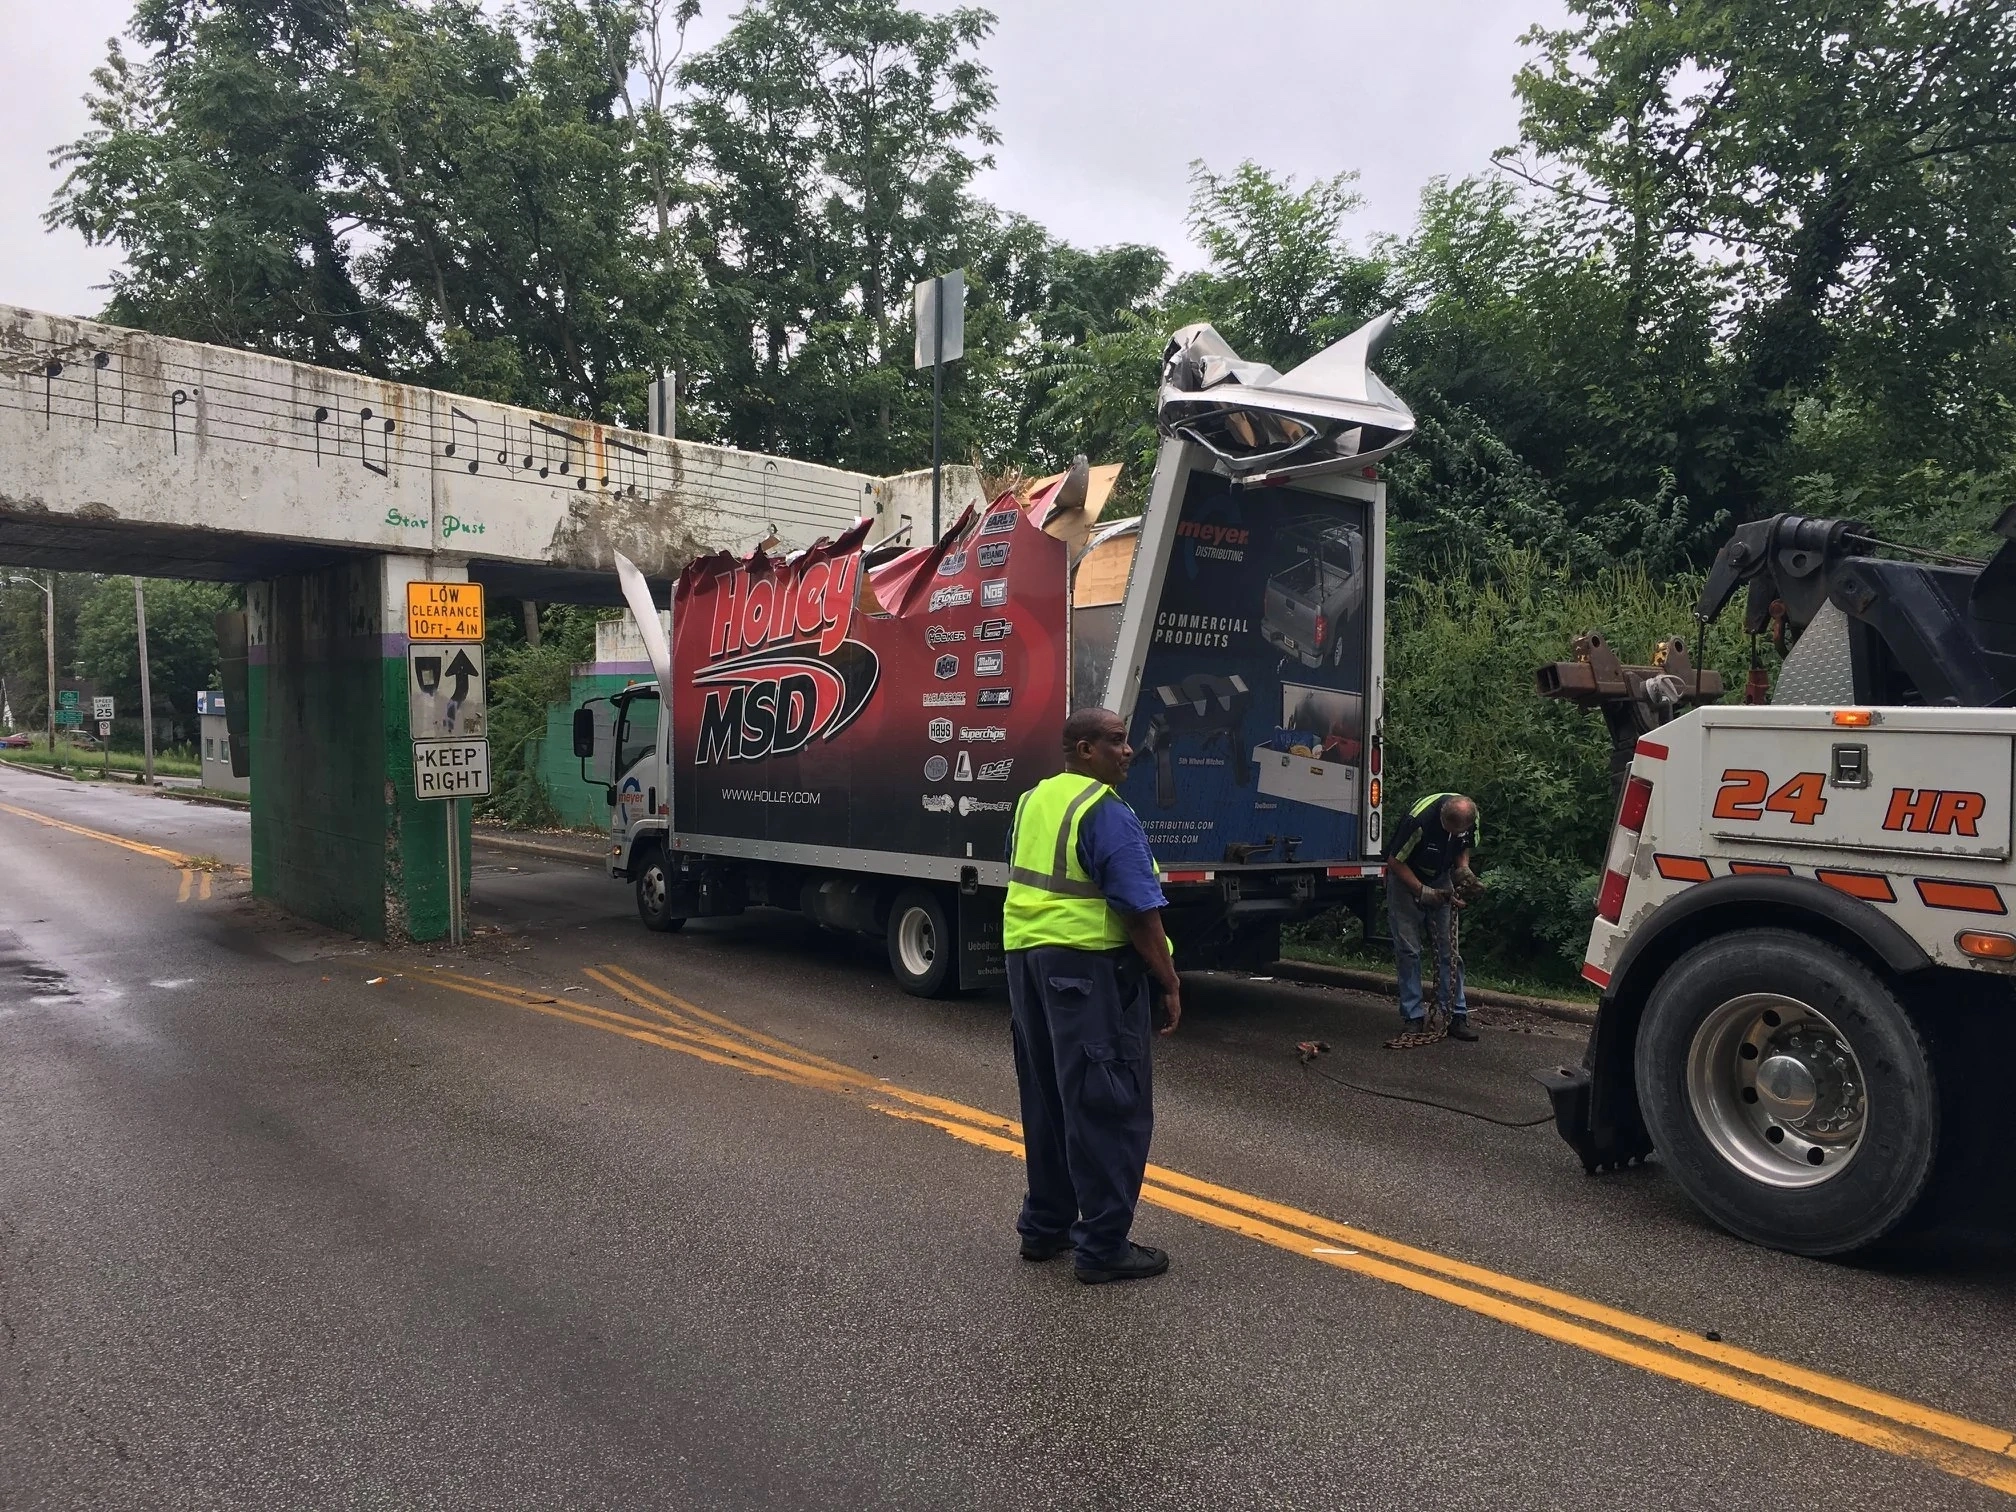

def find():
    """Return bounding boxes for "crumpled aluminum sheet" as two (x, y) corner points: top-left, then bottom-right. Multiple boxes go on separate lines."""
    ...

(1157, 312), (1415, 473)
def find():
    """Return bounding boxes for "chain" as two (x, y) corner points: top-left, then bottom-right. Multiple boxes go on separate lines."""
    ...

(1384, 902), (1460, 1051)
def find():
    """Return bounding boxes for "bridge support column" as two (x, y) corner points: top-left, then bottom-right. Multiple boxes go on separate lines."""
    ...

(247, 555), (471, 941)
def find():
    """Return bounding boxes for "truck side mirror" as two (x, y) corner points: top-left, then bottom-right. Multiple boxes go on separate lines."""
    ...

(572, 707), (595, 759)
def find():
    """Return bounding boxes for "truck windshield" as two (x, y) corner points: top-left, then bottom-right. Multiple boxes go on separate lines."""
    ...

(614, 691), (660, 775)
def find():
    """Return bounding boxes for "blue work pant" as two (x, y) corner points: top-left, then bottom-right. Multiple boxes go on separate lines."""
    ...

(1007, 945), (1154, 1266)
(1387, 870), (1467, 1023)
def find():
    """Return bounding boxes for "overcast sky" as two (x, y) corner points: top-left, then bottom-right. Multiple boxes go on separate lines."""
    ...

(1, 0), (1561, 320)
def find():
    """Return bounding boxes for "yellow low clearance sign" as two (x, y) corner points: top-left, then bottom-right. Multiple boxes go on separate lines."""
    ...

(406, 581), (485, 642)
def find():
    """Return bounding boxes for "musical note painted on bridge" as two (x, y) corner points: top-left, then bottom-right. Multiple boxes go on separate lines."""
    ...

(445, 405), (480, 474)
(529, 417), (586, 487)
(359, 406), (395, 477)
(608, 435), (647, 498)
(171, 388), (192, 455)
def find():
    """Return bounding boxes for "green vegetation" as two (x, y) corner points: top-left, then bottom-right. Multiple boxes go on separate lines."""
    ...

(30, 0), (2016, 976)
(1, 739), (202, 778)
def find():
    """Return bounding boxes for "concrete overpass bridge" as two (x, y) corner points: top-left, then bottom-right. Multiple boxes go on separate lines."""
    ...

(0, 304), (979, 942)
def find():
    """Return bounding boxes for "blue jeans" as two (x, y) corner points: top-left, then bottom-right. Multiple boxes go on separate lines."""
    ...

(1387, 870), (1467, 1023)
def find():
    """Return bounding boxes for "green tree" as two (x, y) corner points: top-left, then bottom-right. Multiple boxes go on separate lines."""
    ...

(75, 578), (237, 736)
(1505, 0), (2016, 518)
(678, 0), (1000, 469)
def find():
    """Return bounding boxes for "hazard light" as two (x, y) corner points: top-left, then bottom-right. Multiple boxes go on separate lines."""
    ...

(1957, 930), (2016, 961)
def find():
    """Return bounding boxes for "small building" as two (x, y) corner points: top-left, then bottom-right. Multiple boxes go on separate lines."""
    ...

(197, 691), (248, 795)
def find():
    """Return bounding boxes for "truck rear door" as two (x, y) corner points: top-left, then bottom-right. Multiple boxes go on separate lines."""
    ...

(1102, 440), (1382, 867)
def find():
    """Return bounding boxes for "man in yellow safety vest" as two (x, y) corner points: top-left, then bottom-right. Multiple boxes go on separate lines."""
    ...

(1002, 707), (1181, 1284)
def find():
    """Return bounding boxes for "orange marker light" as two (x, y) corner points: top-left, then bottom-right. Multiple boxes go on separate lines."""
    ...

(1368, 778), (1382, 809)
(1832, 709), (1874, 727)
(1956, 930), (2016, 961)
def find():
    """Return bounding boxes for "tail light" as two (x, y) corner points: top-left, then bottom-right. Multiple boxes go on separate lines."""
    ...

(1618, 775), (1653, 832)
(1315, 613), (1329, 646)
(1596, 776), (1654, 925)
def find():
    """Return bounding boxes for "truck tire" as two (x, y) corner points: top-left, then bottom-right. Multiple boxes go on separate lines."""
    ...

(887, 886), (956, 998)
(633, 844), (687, 933)
(1634, 928), (1937, 1256)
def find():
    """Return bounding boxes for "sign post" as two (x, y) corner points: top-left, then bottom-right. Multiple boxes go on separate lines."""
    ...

(93, 696), (113, 778)
(404, 580), (488, 945)
(913, 270), (965, 543)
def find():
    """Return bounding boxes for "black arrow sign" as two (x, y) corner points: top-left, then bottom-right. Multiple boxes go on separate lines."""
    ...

(445, 649), (480, 705)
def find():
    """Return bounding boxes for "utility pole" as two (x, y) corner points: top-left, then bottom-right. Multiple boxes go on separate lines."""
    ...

(134, 577), (155, 784)
(43, 575), (56, 763)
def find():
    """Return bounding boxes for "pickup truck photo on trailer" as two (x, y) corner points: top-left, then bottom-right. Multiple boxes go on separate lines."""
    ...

(1541, 511), (2016, 1256)
(572, 313), (1417, 994)
(1262, 518), (1365, 669)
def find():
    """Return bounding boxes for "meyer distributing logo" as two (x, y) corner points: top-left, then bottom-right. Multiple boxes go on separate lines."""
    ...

(922, 691), (967, 707)
(980, 508), (1019, 535)
(959, 796), (1012, 816)
(977, 687), (1012, 707)
(929, 585), (973, 612)
(922, 793), (954, 814)
(978, 760), (1013, 781)
(928, 718), (954, 743)
(974, 652), (1005, 677)
(1175, 520), (1251, 548)
(959, 726), (1008, 742)
(694, 547), (878, 765)
(980, 579), (1008, 606)
(925, 625), (966, 646)
(977, 542), (1010, 568)
(933, 654), (960, 680)
(924, 755), (949, 782)
(936, 550), (967, 576)
(975, 619), (1012, 641)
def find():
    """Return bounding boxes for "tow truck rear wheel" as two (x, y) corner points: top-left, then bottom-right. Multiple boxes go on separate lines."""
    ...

(633, 844), (687, 933)
(887, 886), (956, 998)
(1635, 929), (1936, 1256)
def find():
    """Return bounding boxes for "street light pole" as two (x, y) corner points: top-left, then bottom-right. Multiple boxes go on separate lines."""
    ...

(5, 574), (57, 759)
(133, 577), (155, 785)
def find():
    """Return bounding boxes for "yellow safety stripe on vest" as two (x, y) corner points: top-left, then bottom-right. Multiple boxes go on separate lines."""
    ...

(1006, 776), (1109, 898)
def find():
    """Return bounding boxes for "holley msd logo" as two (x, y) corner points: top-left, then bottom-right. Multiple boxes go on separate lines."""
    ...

(693, 548), (878, 765)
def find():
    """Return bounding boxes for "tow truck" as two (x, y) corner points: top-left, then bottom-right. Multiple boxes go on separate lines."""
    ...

(1539, 511), (2016, 1254)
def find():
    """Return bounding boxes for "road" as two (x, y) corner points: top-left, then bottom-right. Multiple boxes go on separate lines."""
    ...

(3, 761), (2015, 1509)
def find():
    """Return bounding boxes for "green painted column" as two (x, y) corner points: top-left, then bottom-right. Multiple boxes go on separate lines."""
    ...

(248, 556), (471, 941)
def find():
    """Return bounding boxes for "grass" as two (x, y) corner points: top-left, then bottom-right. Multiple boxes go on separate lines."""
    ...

(0, 739), (201, 777)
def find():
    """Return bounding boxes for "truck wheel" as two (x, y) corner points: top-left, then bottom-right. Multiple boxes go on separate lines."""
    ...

(887, 886), (956, 998)
(634, 845), (687, 933)
(1634, 929), (1937, 1256)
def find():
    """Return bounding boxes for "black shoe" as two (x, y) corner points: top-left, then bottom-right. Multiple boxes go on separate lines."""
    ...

(1019, 1233), (1072, 1262)
(1075, 1243), (1170, 1284)
(1448, 1016), (1479, 1041)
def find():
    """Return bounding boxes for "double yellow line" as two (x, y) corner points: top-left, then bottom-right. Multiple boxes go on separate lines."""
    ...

(0, 797), (233, 903)
(421, 962), (2016, 1497)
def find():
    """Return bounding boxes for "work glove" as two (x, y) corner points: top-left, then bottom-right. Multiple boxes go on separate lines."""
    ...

(1416, 887), (1449, 908)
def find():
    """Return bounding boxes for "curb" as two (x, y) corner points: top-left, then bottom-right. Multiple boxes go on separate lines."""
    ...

(154, 788), (251, 811)
(473, 832), (610, 867)
(0, 758), (79, 782)
(1269, 958), (1597, 1026)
